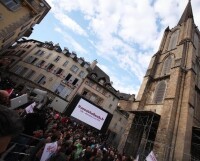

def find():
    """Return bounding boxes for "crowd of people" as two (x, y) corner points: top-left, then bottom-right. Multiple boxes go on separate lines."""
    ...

(0, 76), (135, 161)
(22, 106), (135, 161)
(1, 105), (135, 161)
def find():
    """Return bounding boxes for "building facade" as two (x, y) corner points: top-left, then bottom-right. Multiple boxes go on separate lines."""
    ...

(0, 39), (91, 101)
(76, 65), (131, 147)
(0, 0), (51, 51)
(0, 39), (131, 148)
(120, 1), (200, 161)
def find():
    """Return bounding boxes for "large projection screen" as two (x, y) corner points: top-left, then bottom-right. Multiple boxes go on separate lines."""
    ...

(71, 98), (108, 130)
(65, 95), (112, 133)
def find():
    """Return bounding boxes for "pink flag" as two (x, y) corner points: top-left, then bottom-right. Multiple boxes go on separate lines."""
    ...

(5, 89), (14, 96)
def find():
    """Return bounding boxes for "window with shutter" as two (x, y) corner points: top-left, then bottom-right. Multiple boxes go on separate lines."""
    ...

(25, 70), (35, 80)
(30, 57), (38, 64)
(72, 78), (79, 85)
(15, 66), (23, 74)
(24, 56), (33, 63)
(51, 83), (59, 92)
(19, 67), (28, 76)
(45, 53), (52, 59)
(0, 0), (20, 11)
(63, 61), (69, 67)
(65, 73), (72, 81)
(70, 65), (79, 73)
(153, 81), (166, 104)
(10, 65), (19, 72)
(34, 74), (46, 85)
(54, 84), (65, 95)
(59, 87), (72, 98)
(161, 55), (172, 75)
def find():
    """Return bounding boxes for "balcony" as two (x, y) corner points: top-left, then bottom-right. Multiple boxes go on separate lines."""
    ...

(61, 80), (75, 90)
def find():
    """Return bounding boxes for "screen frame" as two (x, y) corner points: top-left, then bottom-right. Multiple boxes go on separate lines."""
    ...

(65, 95), (113, 133)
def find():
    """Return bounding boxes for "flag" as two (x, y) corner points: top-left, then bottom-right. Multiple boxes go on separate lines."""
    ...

(5, 88), (14, 96)
(146, 151), (157, 161)
(40, 141), (58, 161)
(134, 155), (139, 161)
(25, 102), (36, 113)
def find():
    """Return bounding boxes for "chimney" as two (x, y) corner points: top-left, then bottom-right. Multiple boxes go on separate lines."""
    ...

(90, 59), (98, 70)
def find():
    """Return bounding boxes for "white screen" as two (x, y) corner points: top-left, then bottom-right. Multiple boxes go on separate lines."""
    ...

(71, 98), (108, 130)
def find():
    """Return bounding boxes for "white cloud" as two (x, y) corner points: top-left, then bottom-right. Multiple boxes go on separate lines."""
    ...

(98, 64), (139, 94)
(46, 0), (200, 94)
(54, 27), (87, 54)
(48, 0), (88, 36)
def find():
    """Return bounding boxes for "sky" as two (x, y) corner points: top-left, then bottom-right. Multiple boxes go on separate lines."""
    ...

(30, 0), (200, 95)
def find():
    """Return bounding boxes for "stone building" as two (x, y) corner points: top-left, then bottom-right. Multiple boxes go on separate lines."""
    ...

(0, 39), (91, 101)
(0, 0), (51, 51)
(119, 1), (200, 160)
(0, 39), (131, 147)
(76, 65), (132, 147)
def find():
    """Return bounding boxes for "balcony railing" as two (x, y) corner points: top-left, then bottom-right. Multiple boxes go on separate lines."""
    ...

(61, 80), (76, 89)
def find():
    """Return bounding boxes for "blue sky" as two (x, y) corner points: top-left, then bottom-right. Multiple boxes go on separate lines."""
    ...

(30, 0), (200, 95)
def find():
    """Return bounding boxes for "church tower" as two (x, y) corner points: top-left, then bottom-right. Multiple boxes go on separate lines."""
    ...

(121, 1), (200, 160)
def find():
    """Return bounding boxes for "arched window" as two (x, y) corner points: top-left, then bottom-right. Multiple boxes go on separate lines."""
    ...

(194, 33), (199, 56)
(161, 55), (173, 75)
(153, 81), (166, 104)
(168, 30), (179, 50)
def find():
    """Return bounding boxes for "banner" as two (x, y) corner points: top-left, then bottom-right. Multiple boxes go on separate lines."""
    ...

(146, 151), (157, 161)
(25, 102), (36, 113)
(5, 88), (14, 96)
(40, 141), (58, 161)
(134, 155), (139, 161)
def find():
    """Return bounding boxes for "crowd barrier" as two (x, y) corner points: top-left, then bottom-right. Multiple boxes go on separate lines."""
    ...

(1, 133), (41, 161)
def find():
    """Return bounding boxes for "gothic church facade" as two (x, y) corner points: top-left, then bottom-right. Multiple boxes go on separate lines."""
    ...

(120, 1), (200, 160)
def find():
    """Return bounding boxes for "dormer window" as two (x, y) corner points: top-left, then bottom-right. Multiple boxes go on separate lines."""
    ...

(54, 46), (59, 51)
(84, 63), (89, 68)
(63, 47), (69, 54)
(91, 74), (97, 79)
(78, 58), (83, 64)
(70, 52), (76, 58)
(99, 79), (105, 85)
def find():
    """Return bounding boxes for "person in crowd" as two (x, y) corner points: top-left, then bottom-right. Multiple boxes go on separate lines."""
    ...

(0, 106), (24, 154)
(2, 101), (135, 161)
